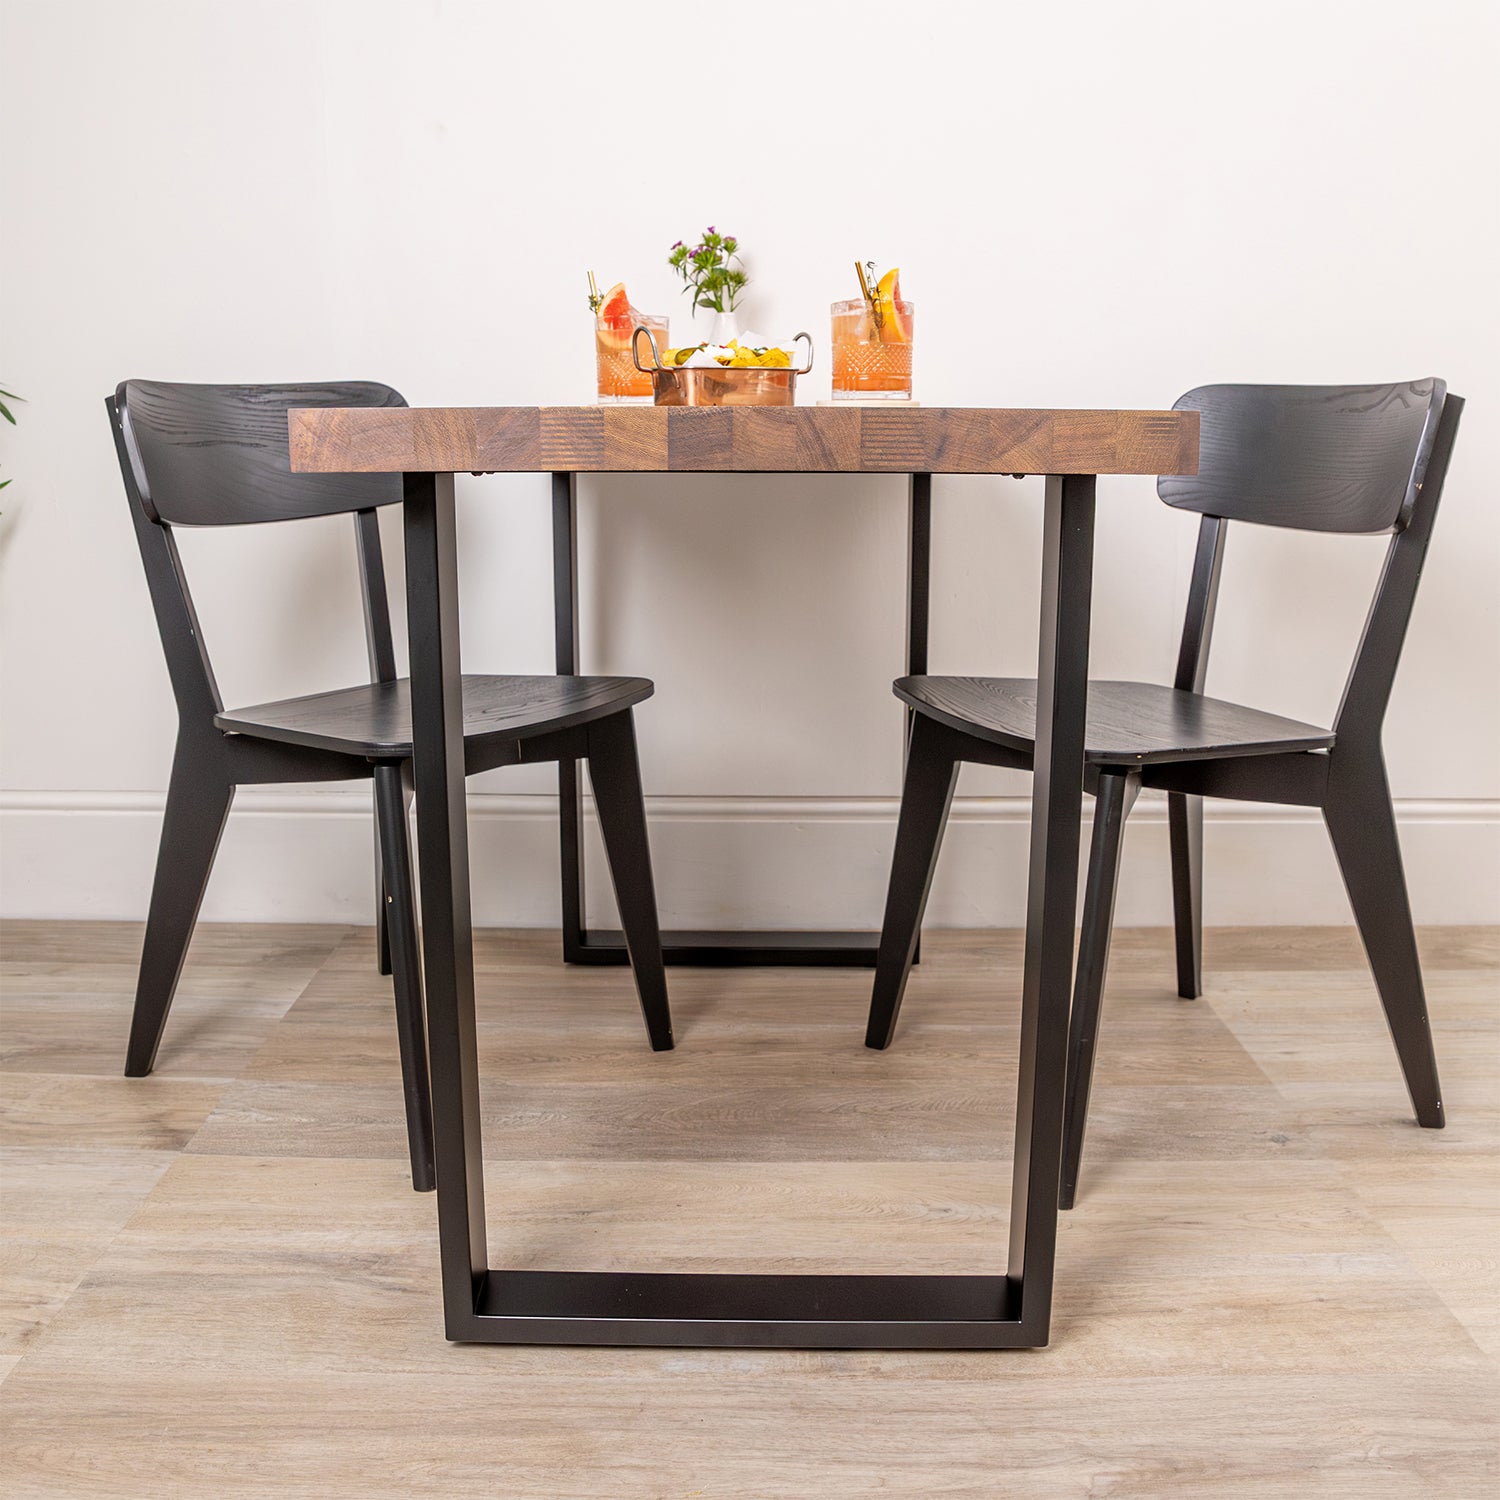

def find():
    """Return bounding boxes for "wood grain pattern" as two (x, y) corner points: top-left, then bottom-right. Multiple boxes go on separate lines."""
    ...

(122, 381), (405, 526)
(288, 405), (1200, 476)
(215, 674), (653, 758)
(1, 920), (1495, 1497)
(896, 676), (1336, 766)
(0, 1149), (175, 1355)
(1160, 380), (1443, 534)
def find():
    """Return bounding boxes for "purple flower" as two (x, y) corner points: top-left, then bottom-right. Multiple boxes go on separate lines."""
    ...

(706, 225), (716, 233)
(671, 240), (683, 249)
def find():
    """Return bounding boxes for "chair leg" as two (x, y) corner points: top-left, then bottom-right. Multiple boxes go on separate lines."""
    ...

(374, 762), (436, 1191)
(125, 742), (235, 1077)
(1060, 770), (1139, 1210)
(586, 711), (674, 1052)
(865, 714), (961, 1050)
(375, 817), (392, 977)
(1323, 755), (1444, 1129)
(1168, 791), (1203, 999)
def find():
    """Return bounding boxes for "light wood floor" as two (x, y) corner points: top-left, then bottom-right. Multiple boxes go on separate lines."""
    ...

(1, 920), (1496, 1498)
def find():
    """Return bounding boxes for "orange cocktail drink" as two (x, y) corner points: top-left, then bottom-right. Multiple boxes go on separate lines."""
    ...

(597, 314), (667, 401)
(830, 269), (915, 399)
(592, 278), (666, 402)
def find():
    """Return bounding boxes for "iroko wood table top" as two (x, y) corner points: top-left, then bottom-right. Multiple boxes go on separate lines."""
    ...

(288, 404), (1199, 477)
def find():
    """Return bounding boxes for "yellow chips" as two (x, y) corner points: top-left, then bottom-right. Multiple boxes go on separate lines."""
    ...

(661, 339), (795, 369)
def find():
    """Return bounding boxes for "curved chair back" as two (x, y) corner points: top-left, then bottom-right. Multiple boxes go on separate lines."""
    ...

(117, 380), (404, 526)
(107, 380), (408, 721)
(1159, 380), (1445, 535)
(1156, 379), (1462, 747)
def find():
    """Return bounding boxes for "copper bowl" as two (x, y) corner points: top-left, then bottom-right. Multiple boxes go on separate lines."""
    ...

(632, 327), (813, 407)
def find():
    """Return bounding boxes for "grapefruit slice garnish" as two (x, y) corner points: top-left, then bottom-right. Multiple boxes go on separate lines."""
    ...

(595, 281), (635, 351)
(598, 281), (630, 323)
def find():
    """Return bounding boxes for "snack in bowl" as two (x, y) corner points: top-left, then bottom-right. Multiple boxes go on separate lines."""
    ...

(662, 335), (800, 370)
(634, 329), (813, 407)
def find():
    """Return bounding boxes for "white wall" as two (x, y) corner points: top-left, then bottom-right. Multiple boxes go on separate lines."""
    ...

(2, 0), (1496, 927)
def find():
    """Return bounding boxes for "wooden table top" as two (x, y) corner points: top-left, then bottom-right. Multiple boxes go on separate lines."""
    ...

(288, 405), (1199, 477)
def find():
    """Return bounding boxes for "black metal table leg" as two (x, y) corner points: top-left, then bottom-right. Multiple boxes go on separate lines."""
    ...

(409, 467), (1093, 1348)
(1009, 474), (1095, 1337)
(552, 472), (586, 963)
(906, 473), (932, 967)
(906, 472), (931, 713)
(549, 470), (935, 970)
(403, 472), (487, 1338)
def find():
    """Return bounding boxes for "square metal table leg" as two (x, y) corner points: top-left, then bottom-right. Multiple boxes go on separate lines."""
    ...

(405, 469), (1094, 1347)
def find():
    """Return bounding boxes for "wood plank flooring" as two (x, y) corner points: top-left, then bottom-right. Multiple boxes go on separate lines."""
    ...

(1, 921), (1496, 1497)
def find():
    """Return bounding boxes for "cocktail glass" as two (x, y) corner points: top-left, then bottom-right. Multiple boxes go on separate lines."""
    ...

(830, 297), (915, 400)
(597, 313), (668, 402)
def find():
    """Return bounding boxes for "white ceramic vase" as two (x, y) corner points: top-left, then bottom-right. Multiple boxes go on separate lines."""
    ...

(700, 307), (741, 345)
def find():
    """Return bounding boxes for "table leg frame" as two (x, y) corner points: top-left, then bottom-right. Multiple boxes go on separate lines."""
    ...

(407, 469), (1093, 1348)
(551, 471), (933, 970)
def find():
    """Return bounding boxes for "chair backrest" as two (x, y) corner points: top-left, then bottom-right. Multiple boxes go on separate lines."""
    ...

(1162, 380), (1462, 749)
(1160, 381), (1444, 534)
(107, 380), (408, 723)
(118, 379), (404, 526)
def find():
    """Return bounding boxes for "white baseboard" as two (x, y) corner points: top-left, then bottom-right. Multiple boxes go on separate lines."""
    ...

(1, 788), (1496, 926)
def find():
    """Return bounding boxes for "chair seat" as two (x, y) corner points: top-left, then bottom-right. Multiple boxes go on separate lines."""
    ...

(215, 674), (653, 758)
(896, 676), (1334, 766)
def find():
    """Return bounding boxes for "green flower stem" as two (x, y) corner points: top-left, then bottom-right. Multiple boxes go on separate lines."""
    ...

(668, 229), (748, 315)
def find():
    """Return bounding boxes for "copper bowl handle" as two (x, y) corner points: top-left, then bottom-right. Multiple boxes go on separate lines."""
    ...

(792, 332), (814, 376)
(632, 325), (664, 373)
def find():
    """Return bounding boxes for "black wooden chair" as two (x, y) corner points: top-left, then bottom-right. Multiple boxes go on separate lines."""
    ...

(863, 380), (1463, 1209)
(107, 380), (674, 1192)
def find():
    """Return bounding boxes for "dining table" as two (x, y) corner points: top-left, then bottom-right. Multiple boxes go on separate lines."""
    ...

(288, 402), (1200, 1349)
